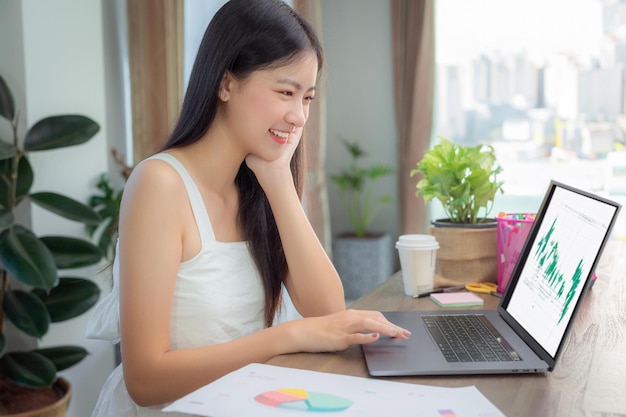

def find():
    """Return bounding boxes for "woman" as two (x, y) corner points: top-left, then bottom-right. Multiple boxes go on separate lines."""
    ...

(88, 0), (410, 415)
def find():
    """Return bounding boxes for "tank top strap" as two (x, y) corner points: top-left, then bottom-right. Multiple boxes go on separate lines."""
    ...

(148, 153), (216, 243)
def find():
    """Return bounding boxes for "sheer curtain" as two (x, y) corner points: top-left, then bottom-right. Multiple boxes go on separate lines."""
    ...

(391, 0), (435, 234)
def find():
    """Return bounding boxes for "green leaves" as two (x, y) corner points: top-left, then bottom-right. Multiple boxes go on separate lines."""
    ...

(331, 140), (394, 237)
(2, 278), (99, 345)
(2, 290), (50, 338)
(0, 332), (5, 357)
(0, 75), (103, 388)
(33, 346), (88, 372)
(411, 137), (504, 224)
(41, 236), (103, 269)
(0, 75), (15, 121)
(0, 351), (57, 387)
(0, 345), (87, 387)
(86, 173), (122, 258)
(0, 225), (59, 288)
(24, 115), (100, 152)
(33, 277), (100, 322)
(0, 154), (34, 209)
(30, 192), (101, 226)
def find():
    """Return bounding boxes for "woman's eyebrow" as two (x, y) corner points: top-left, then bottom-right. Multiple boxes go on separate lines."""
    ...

(276, 78), (316, 93)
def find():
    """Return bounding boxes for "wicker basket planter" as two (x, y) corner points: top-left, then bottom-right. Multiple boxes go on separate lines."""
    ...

(430, 220), (497, 284)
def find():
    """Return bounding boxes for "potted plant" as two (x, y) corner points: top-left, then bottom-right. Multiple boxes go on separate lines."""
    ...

(410, 137), (504, 284)
(0, 75), (103, 415)
(330, 140), (394, 300)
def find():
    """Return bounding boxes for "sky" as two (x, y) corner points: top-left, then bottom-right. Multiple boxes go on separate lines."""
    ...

(436, 0), (604, 64)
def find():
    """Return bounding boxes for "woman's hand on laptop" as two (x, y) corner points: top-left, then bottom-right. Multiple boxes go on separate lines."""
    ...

(290, 309), (411, 353)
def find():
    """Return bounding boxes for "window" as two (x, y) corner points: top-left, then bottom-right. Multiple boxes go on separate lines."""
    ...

(434, 0), (626, 236)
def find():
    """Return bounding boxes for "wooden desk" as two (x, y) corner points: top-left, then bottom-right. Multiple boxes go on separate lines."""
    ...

(268, 241), (626, 417)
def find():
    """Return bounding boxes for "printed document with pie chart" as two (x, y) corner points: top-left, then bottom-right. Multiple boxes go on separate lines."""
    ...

(163, 363), (505, 417)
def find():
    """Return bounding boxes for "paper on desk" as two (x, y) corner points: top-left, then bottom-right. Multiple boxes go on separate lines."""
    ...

(162, 363), (505, 417)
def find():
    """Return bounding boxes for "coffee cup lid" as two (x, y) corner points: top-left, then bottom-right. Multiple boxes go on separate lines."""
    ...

(395, 234), (439, 250)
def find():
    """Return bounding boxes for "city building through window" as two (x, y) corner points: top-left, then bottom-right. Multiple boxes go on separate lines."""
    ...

(434, 0), (626, 236)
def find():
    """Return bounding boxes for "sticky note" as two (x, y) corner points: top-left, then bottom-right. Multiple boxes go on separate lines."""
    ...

(430, 291), (484, 307)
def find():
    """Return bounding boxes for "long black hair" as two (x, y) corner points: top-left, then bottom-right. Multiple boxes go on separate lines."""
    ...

(161, 0), (324, 327)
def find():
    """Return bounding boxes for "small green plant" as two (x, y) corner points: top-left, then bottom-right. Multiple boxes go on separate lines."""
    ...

(0, 75), (103, 388)
(410, 137), (503, 224)
(331, 140), (393, 237)
(86, 173), (123, 259)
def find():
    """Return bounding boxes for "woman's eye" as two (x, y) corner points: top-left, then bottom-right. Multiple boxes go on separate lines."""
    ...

(305, 95), (316, 102)
(280, 91), (293, 97)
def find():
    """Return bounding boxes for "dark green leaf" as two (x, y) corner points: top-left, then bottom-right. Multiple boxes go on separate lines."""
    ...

(16, 155), (34, 201)
(0, 351), (56, 387)
(97, 220), (118, 258)
(0, 332), (6, 357)
(0, 139), (17, 160)
(0, 155), (34, 205)
(40, 235), (103, 269)
(0, 75), (15, 121)
(0, 158), (12, 208)
(2, 290), (50, 338)
(33, 277), (100, 322)
(32, 345), (88, 371)
(24, 115), (100, 152)
(0, 225), (58, 288)
(29, 192), (101, 225)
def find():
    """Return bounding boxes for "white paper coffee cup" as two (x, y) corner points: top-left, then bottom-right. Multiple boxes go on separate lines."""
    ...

(396, 234), (439, 296)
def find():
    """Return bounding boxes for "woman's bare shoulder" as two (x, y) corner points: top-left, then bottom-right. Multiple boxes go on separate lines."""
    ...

(121, 155), (188, 210)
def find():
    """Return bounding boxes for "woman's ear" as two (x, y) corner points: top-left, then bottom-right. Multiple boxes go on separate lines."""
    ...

(219, 71), (233, 102)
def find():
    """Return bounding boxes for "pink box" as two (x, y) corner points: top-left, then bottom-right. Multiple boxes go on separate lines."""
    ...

(496, 213), (535, 293)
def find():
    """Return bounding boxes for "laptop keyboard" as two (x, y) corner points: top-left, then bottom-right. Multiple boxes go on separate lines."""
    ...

(423, 314), (521, 362)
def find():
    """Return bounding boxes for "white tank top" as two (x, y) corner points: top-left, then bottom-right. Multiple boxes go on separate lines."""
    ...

(87, 153), (266, 416)
(87, 152), (266, 345)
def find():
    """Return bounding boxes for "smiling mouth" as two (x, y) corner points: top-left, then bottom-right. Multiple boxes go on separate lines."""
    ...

(269, 129), (289, 144)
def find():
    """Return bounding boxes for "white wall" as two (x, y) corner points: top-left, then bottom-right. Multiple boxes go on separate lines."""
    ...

(0, 1), (117, 416)
(0, 1), (27, 144)
(321, 0), (400, 241)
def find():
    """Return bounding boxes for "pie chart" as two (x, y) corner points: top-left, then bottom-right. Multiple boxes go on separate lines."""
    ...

(254, 388), (353, 412)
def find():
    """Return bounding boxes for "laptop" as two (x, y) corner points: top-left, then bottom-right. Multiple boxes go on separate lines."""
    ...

(363, 180), (621, 376)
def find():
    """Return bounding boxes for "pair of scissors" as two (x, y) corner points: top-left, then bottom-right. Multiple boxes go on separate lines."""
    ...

(465, 282), (498, 294)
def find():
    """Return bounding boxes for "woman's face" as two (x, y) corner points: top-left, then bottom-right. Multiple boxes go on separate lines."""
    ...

(220, 52), (318, 161)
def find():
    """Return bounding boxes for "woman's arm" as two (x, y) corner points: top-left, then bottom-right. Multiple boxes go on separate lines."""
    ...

(244, 135), (346, 317)
(119, 159), (409, 407)
(117, 160), (295, 405)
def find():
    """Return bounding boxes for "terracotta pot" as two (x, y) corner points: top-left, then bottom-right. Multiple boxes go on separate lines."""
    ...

(2, 378), (70, 417)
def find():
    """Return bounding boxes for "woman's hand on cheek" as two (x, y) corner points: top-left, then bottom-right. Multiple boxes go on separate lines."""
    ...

(291, 309), (412, 353)
(245, 129), (301, 189)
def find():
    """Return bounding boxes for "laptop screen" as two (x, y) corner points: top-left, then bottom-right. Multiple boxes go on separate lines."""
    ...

(501, 181), (620, 359)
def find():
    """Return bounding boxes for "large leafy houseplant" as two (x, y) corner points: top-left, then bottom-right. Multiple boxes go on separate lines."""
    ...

(410, 137), (504, 224)
(331, 140), (393, 237)
(0, 75), (103, 392)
